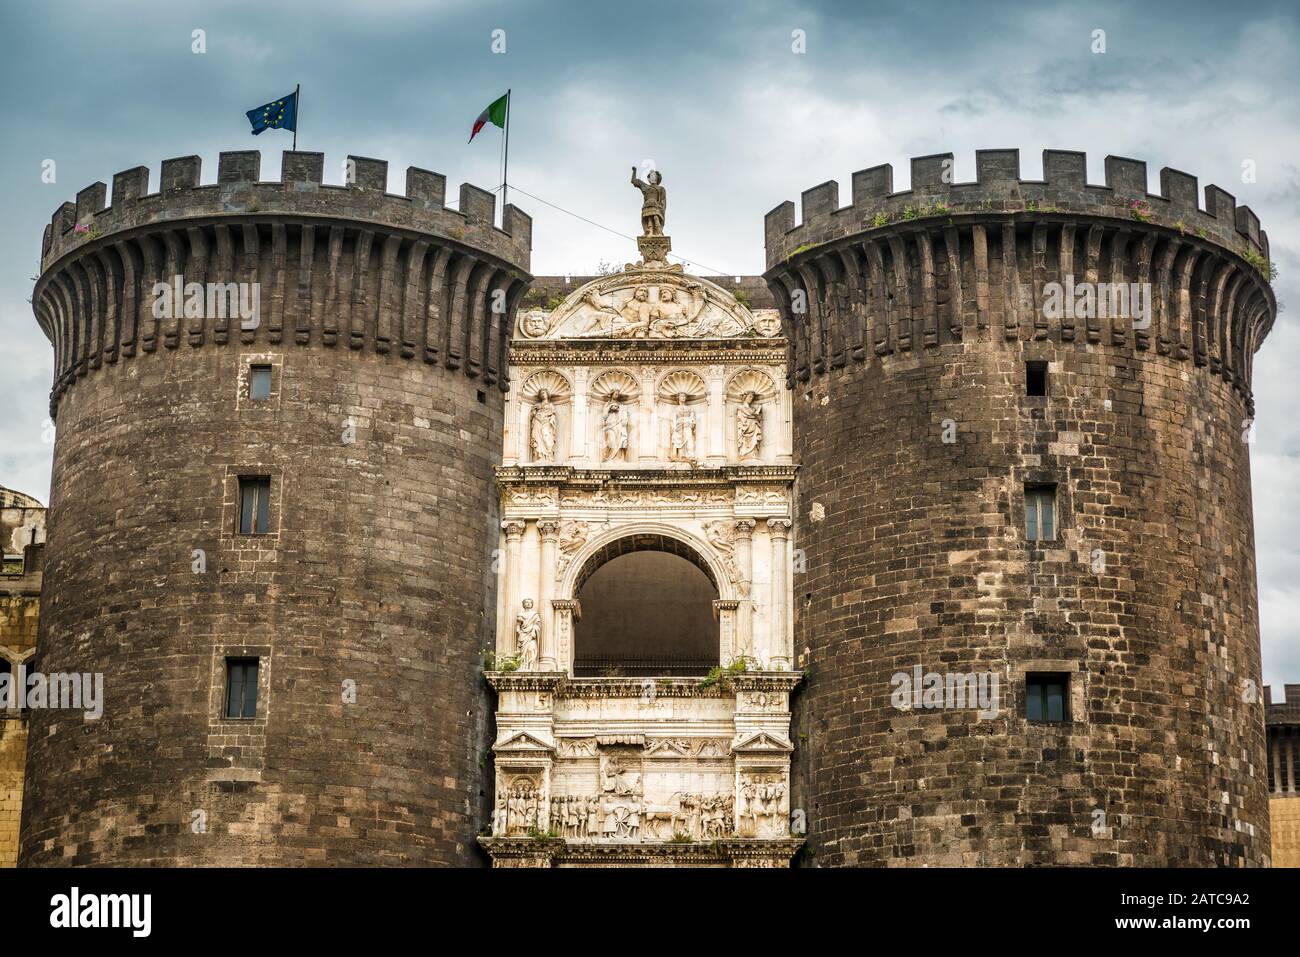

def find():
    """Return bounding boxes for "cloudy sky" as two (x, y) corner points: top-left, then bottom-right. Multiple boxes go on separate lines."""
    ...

(0, 0), (1297, 688)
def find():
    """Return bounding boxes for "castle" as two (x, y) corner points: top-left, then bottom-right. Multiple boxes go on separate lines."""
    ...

(11, 145), (1279, 866)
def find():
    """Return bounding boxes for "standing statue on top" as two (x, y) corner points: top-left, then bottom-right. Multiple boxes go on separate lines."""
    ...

(631, 166), (666, 237)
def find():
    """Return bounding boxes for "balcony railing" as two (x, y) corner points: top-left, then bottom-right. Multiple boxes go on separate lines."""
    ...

(572, 656), (717, 678)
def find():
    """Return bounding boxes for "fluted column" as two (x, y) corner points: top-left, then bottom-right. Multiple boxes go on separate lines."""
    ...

(537, 521), (560, 670)
(501, 520), (526, 654)
(734, 520), (756, 663)
(767, 519), (792, 669)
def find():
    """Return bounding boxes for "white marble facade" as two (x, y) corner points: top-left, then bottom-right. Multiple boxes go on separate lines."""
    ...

(483, 263), (802, 867)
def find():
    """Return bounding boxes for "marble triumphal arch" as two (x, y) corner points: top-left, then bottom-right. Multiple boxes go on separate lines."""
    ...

(481, 175), (802, 866)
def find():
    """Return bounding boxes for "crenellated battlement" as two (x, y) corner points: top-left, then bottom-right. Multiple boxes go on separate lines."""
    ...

(32, 150), (535, 414)
(762, 148), (1276, 413)
(42, 149), (531, 272)
(765, 149), (1269, 271)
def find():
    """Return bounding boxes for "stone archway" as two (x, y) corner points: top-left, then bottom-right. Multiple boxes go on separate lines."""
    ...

(569, 530), (725, 677)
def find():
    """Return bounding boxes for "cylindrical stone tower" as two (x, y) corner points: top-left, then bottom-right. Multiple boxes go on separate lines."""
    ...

(765, 149), (1276, 866)
(21, 150), (532, 866)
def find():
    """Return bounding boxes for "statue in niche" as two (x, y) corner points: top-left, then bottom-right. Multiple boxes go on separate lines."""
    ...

(669, 393), (697, 462)
(736, 392), (763, 459)
(515, 598), (540, 670)
(530, 390), (558, 462)
(601, 398), (630, 462)
(631, 166), (666, 236)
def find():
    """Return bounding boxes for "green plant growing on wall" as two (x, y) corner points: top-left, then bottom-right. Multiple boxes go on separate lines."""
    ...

(1241, 246), (1278, 283)
(871, 212), (890, 228)
(698, 657), (750, 691)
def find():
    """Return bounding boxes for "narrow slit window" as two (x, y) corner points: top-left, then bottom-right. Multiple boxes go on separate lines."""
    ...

(1025, 485), (1056, 542)
(1026, 673), (1070, 723)
(224, 658), (259, 719)
(238, 477), (271, 535)
(249, 365), (272, 401)
(1026, 361), (1048, 396)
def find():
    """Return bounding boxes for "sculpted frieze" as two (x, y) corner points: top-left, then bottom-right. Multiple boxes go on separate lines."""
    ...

(517, 271), (780, 341)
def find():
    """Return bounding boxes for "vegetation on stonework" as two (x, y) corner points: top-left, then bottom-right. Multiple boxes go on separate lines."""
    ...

(483, 650), (520, 673)
(698, 657), (750, 691)
(526, 825), (561, 840)
(1241, 246), (1278, 283)
(668, 832), (693, 843)
(732, 287), (751, 307)
(1129, 199), (1153, 222)
(1025, 200), (1060, 213)
(787, 242), (817, 261)
(871, 212), (890, 227)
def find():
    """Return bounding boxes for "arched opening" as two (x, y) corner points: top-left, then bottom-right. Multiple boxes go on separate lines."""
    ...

(573, 534), (719, 677)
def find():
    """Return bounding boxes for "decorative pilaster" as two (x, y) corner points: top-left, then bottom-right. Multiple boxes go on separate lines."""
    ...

(571, 367), (588, 462)
(767, 519), (792, 669)
(707, 365), (725, 463)
(551, 599), (581, 675)
(714, 598), (740, 666)
(639, 368), (657, 462)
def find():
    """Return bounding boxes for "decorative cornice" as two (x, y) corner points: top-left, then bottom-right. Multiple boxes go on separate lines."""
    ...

(486, 673), (804, 698)
(496, 465), (799, 487)
(478, 836), (804, 866)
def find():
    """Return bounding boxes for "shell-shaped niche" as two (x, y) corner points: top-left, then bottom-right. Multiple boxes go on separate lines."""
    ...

(657, 369), (708, 403)
(726, 368), (778, 402)
(590, 370), (640, 402)
(521, 369), (572, 403)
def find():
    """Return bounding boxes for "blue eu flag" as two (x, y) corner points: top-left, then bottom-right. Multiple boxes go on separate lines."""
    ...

(246, 91), (298, 135)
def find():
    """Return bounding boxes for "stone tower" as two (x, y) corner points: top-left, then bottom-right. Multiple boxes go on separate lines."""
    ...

(765, 150), (1276, 866)
(21, 150), (531, 865)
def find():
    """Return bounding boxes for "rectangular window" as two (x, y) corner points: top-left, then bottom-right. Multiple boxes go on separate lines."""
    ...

(224, 658), (259, 719)
(1026, 673), (1070, 723)
(238, 477), (271, 535)
(249, 365), (272, 401)
(1026, 361), (1048, 396)
(1025, 485), (1056, 542)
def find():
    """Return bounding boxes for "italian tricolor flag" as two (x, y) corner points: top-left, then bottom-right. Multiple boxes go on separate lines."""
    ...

(469, 93), (509, 143)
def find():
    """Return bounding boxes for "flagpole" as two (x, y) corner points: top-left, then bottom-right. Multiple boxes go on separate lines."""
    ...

(293, 83), (300, 150)
(502, 89), (511, 214)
